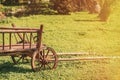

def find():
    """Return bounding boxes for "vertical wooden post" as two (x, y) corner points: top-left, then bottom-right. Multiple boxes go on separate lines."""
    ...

(30, 32), (32, 48)
(25, 33), (30, 43)
(9, 33), (12, 49)
(37, 24), (43, 52)
(2, 33), (5, 50)
(23, 33), (25, 49)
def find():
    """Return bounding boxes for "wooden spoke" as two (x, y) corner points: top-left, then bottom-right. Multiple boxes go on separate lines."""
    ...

(46, 63), (51, 69)
(11, 54), (29, 64)
(43, 49), (45, 60)
(39, 64), (43, 69)
(16, 56), (23, 63)
(45, 50), (49, 58)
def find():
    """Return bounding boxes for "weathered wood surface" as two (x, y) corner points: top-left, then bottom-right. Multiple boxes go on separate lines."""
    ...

(0, 27), (39, 30)
(0, 24), (44, 56)
(57, 52), (96, 56)
(0, 30), (38, 33)
(58, 57), (110, 61)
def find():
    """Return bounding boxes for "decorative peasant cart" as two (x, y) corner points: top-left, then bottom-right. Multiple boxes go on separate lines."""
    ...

(0, 24), (58, 72)
(0, 24), (110, 72)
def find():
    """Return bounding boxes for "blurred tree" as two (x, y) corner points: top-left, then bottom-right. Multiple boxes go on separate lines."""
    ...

(98, 0), (114, 21)
(50, 0), (87, 14)
(50, 0), (102, 14)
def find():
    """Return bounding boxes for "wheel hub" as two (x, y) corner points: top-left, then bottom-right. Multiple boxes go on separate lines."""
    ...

(41, 58), (48, 65)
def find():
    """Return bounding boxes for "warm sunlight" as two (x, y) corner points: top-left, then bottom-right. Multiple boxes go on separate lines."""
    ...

(0, 0), (120, 80)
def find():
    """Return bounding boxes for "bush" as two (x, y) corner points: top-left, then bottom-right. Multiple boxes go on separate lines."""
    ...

(50, 0), (90, 14)
(3, 0), (19, 5)
(50, 0), (73, 14)
(25, 1), (57, 15)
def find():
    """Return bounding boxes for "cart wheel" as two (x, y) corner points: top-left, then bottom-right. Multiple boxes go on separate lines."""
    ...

(11, 54), (29, 64)
(31, 47), (58, 72)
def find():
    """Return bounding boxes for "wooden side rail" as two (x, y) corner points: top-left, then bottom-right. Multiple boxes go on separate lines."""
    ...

(0, 30), (38, 33)
(37, 25), (43, 52)
(0, 25), (43, 52)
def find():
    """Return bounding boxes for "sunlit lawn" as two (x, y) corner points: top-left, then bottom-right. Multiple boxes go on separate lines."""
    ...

(0, 6), (120, 80)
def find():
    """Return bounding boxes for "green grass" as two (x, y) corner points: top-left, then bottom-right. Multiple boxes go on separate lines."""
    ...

(0, 57), (120, 80)
(0, 2), (120, 80)
(0, 12), (120, 55)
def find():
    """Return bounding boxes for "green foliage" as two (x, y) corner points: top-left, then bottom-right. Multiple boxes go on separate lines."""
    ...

(0, 11), (120, 56)
(50, 0), (84, 14)
(50, 0), (71, 14)
(3, 0), (19, 5)
(25, 1), (57, 15)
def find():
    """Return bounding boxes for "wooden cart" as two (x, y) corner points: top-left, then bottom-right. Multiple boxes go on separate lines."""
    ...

(0, 24), (58, 72)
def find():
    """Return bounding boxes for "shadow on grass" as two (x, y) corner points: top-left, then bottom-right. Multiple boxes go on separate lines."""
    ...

(0, 62), (32, 73)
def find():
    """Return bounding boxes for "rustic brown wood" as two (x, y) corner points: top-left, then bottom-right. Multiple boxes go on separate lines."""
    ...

(0, 30), (38, 33)
(0, 45), (46, 56)
(0, 44), (36, 47)
(31, 47), (58, 72)
(37, 24), (43, 52)
(2, 33), (5, 50)
(0, 26), (39, 30)
(58, 57), (110, 61)
(57, 52), (94, 56)
(9, 33), (12, 49)
(23, 33), (25, 49)
(30, 33), (32, 48)
(0, 49), (34, 56)
(0, 45), (36, 53)
(0, 27), (38, 30)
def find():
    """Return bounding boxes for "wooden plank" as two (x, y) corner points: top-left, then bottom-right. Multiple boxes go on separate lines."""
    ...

(58, 57), (110, 61)
(0, 27), (39, 30)
(37, 25), (43, 52)
(30, 33), (32, 48)
(0, 49), (34, 56)
(0, 44), (36, 53)
(0, 44), (46, 53)
(57, 52), (95, 55)
(9, 33), (12, 49)
(0, 30), (38, 33)
(23, 33), (25, 49)
(2, 33), (5, 50)
(0, 44), (36, 47)
(0, 46), (46, 56)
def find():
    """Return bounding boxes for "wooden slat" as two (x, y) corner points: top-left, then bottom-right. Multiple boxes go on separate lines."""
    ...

(30, 33), (32, 48)
(2, 33), (5, 50)
(0, 30), (38, 33)
(9, 33), (12, 49)
(0, 27), (39, 30)
(0, 44), (36, 47)
(0, 46), (46, 56)
(57, 52), (95, 56)
(0, 48), (35, 56)
(23, 33), (25, 49)
(37, 25), (43, 52)
(57, 57), (110, 61)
